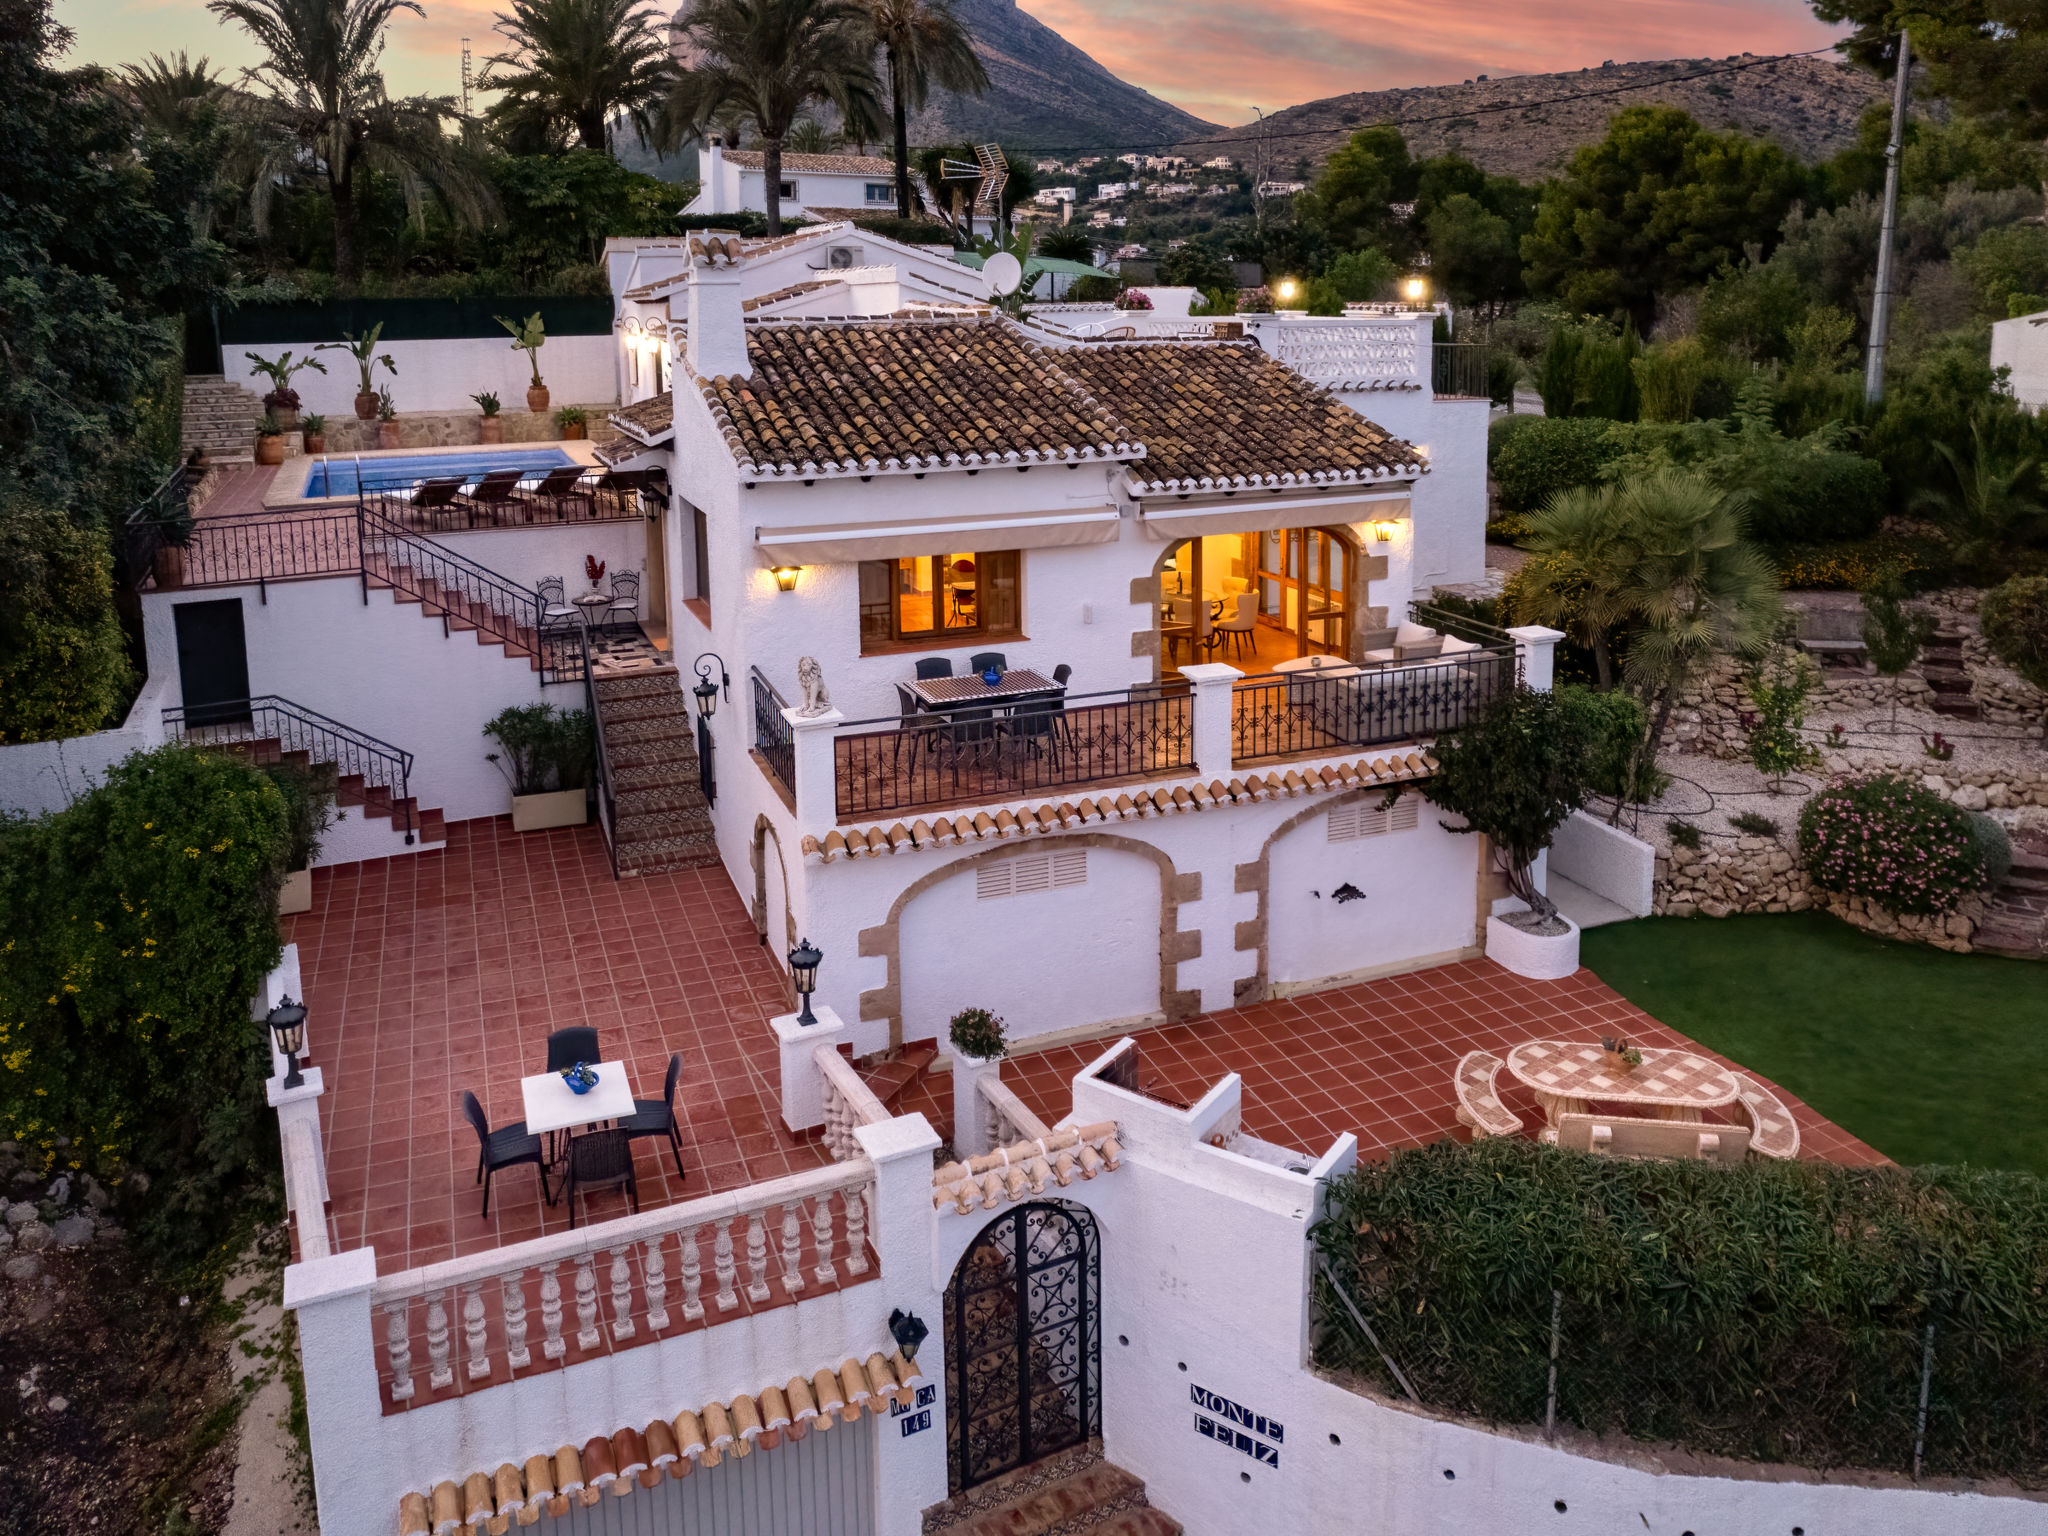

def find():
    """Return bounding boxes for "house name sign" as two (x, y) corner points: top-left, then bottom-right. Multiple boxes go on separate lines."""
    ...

(1190, 1384), (1283, 1468)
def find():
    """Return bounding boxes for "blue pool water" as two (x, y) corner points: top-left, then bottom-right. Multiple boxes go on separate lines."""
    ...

(303, 449), (578, 498)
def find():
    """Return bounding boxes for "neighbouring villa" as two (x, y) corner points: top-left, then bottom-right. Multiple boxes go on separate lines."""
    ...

(5, 220), (2037, 1536)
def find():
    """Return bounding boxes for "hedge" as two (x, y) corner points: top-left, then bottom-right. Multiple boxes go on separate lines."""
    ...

(1313, 1138), (2048, 1482)
(1489, 416), (1621, 513)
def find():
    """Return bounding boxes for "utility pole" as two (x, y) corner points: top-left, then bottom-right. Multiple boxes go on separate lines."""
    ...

(1864, 31), (1911, 404)
(460, 37), (473, 117)
(1251, 107), (1269, 243)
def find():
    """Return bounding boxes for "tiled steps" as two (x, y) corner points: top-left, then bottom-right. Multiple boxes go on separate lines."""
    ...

(182, 374), (265, 461)
(362, 554), (545, 669)
(1921, 633), (1982, 721)
(593, 669), (719, 875)
(199, 736), (446, 844)
(923, 1443), (1180, 1536)
(862, 1042), (939, 1108)
(1975, 848), (2048, 959)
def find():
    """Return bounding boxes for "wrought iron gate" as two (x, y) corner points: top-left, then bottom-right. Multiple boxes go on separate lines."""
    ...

(944, 1201), (1101, 1494)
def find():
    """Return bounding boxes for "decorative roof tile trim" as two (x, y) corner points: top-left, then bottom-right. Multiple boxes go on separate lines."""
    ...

(396, 1352), (926, 1535)
(739, 221), (852, 259)
(724, 149), (897, 176)
(693, 318), (1145, 480)
(799, 750), (1437, 862)
(932, 1122), (1122, 1214)
(743, 279), (843, 313)
(609, 394), (674, 443)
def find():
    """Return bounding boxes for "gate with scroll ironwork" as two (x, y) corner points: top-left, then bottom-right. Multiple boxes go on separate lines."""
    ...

(944, 1201), (1101, 1494)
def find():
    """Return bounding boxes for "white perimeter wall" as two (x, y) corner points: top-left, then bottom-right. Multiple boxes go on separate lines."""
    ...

(0, 667), (174, 819)
(1550, 809), (1656, 918)
(432, 520), (649, 622)
(1991, 310), (2048, 411)
(224, 335), (618, 417)
(1353, 389), (1489, 591)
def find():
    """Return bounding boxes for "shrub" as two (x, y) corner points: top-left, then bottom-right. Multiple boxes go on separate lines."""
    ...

(0, 746), (292, 1262)
(849, 214), (953, 246)
(1557, 684), (1668, 805)
(1744, 647), (1822, 784)
(1314, 1138), (2048, 1481)
(1775, 539), (1929, 592)
(1980, 575), (2048, 691)
(484, 705), (594, 795)
(948, 1007), (1007, 1061)
(1969, 811), (2014, 886)
(1729, 810), (1780, 836)
(1798, 771), (1989, 915)
(1489, 417), (1621, 513)
(0, 495), (135, 744)
(260, 760), (336, 872)
(1669, 819), (1702, 849)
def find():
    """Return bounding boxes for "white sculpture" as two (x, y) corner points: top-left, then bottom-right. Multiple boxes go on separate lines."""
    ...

(796, 655), (831, 716)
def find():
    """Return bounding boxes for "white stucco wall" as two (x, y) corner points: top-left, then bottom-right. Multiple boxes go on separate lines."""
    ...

(226, 335), (618, 417)
(1351, 389), (1488, 591)
(431, 520), (649, 618)
(1549, 809), (1655, 919)
(1991, 309), (2048, 411)
(0, 667), (174, 818)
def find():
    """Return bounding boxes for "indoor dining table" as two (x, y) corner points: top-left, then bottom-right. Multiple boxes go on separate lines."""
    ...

(1503, 1040), (1740, 1128)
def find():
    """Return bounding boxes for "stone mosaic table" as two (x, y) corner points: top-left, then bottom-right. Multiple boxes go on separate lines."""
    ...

(1503, 1040), (1739, 1127)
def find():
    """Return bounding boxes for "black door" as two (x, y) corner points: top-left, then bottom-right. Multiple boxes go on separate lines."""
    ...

(173, 599), (251, 727)
(945, 1201), (1101, 1494)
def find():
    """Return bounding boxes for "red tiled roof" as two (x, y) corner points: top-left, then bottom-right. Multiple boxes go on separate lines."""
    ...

(725, 149), (895, 176)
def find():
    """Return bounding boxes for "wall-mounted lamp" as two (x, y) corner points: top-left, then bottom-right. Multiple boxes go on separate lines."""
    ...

(772, 564), (802, 592)
(1401, 274), (1430, 306)
(1373, 520), (1398, 543)
(889, 1308), (929, 1364)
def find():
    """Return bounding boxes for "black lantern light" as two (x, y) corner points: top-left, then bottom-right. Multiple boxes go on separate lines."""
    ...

(692, 652), (729, 719)
(266, 996), (308, 1089)
(889, 1308), (929, 1365)
(788, 937), (822, 1025)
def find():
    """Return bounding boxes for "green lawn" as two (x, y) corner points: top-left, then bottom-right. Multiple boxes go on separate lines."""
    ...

(1581, 913), (2048, 1176)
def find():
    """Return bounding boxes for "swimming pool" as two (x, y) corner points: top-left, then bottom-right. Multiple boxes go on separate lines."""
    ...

(302, 448), (579, 498)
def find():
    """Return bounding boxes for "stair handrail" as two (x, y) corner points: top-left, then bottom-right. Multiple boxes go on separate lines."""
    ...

(578, 628), (621, 879)
(161, 694), (417, 844)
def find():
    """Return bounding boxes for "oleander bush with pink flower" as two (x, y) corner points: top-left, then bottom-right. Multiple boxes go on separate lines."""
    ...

(1797, 771), (1989, 916)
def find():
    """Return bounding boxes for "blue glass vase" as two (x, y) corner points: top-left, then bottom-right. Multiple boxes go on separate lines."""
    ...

(981, 665), (1002, 686)
(562, 1061), (598, 1094)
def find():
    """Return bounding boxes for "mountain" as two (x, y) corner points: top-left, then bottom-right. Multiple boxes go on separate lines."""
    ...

(1184, 54), (1884, 181)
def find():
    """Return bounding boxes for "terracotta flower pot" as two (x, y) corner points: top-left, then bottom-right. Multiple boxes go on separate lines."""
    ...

(478, 416), (504, 444)
(256, 433), (285, 466)
(377, 420), (402, 449)
(271, 405), (300, 433)
(560, 421), (587, 441)
(527, 385), (551, 414)
(304, 433), (326, 455)
(355, 391), (379, 420)
(152, 546), (186, 590)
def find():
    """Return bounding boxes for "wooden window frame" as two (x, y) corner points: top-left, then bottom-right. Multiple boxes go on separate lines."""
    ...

(859, 550), (1022, 653)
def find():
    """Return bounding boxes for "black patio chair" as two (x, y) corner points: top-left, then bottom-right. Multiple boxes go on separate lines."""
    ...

(968, 651), (1008, 674)
(545, 1026), (600, 1074)
(564, 1129), (639, 1229)
(894, 682), (939, 780)
(914, 656), (953, 680)
(620, 1053), (687, 1181)
(1052, 663), (1072, 687)
(1002, 689), (1070, 770)
(462, 1091), (549, 1218)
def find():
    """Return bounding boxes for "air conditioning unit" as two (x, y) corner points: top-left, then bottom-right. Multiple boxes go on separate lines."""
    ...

(827, 245), (859, 270)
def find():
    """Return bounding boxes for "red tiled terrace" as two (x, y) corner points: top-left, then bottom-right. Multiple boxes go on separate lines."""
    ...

(291, 819), (1880, 1275)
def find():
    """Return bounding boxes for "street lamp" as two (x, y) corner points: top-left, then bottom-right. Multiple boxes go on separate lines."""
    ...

(1402, 273), (1430, 307)
(266, 996), (308, 1090)
(788, 937), (822, 1025)
(692, 652), (729, 804)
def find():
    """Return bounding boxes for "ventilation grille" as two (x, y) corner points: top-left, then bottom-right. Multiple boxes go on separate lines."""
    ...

(977, 847), (1088, 899)
(1327, 795), (1420, 843)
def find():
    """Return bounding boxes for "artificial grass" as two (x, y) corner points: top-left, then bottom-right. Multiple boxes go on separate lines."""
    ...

(1580, 912), (2048, 1177)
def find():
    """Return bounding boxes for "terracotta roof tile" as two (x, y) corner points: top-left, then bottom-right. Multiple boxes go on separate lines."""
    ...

(610, 394), (673, 442)
(696, 319), (1142, 478)
(725, 149), (896, 176)
(1056, 341), (1426, 493)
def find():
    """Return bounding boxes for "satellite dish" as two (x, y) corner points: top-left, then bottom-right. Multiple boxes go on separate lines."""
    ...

(984, 252), (1024, 296)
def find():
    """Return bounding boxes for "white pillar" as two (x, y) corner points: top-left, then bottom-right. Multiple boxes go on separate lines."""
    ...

(784, 705), (844, 832)
(949, 1053), (1004, 1158)
(1508, 625), (1564, 693)
(1178, 661), (1241, 777)
(285, 1248), (386, 1536)
(769, 1003), (848, 1134)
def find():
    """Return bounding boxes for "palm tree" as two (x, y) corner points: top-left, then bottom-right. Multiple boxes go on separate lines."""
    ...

(121, 52), (227, 136)
(865, 0), (985, 220)
(207, 0), (498, 283)
(481, 0), (673, 152)
(661, 0), (881, 237)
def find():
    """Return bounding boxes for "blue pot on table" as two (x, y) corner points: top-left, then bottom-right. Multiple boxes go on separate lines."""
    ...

(981, 665), (1002, 686)
(561, 1061), (598, 1094)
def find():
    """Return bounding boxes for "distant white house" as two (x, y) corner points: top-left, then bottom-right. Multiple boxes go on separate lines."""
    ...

(1034, 186), (1077, 206)
(1258, 180), (1308, 197)
(684, 138), (902, 222)
(1991, 308), (2048, 411)
(1204, 155), (1236, 170)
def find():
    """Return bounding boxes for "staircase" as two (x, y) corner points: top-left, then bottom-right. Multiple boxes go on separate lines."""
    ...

(182, 374), (265, 462)
(861, 1040), (939, 1108)
(924, 1441), (1180, 1536)
(172, 715), (447, 848)
(363, 549), (551, 672)
(1921, 631), (1982, 721)
(590, 668), (720, 875)
(1975, 842), (2048, 960)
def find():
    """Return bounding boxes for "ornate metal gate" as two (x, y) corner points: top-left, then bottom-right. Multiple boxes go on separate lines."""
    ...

(944, 1201), (1101, 1494)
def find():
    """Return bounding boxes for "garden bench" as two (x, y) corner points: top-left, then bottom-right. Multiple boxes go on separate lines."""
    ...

(1453, 1051), (1521, 1139)
(1553, 1112), (1751, 1164)
(1731, 1075), (1801, 1160)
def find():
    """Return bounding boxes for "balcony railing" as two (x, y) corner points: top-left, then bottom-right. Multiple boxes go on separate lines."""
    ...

(831, 684), (1194, 821)
(354, 466), (659, 535)
(1231, 651), (1513, 765)
(1431, 342), (1494, 399)
(753, 667), (796, 797)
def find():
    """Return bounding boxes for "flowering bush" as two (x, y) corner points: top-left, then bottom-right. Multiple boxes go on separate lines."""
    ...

(1796, 771), (1988, 915)
(1114, 287), (1152, 310)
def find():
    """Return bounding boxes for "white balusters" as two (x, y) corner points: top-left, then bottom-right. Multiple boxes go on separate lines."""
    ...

(424, 1289), (454, 1390)
(679, 1224), (705, 1322)
(713, 1218), (739, 1311)
(780, 1206), (804, 1295)
(811, 1195), (837, 1285)
(384, 1300), (415, 1402)
(643, 1237), (669, 1332)
(744, 1212), (771, 1303)
(462, 1281), (490, 1381)
(501, 1270), (530, 1370)
(539, 1262), (566, 1360)
(573, 1254), (601, 1350)
(609, 1249), (635, 1341)
(844, 1187), (869, 1276)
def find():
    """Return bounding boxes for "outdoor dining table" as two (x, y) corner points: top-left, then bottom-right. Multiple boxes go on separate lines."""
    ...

(1503, 1040), (1740, 1128)
(907, 668), (1058, 711)
(520, 1059), (635, 1153)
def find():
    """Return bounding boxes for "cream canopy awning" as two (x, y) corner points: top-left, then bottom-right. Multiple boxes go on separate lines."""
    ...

(1136, 487), (1411, 541)
(755, 504), (1121, 564)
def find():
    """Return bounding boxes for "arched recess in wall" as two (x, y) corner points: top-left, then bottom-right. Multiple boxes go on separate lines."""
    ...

(858, 835), (1203, 1051)
(751, 815), (797, 1003)
(1145, 524), (1386, 682)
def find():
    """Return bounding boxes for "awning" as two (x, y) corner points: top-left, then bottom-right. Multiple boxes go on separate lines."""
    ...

(1136, 488), (1412, 541)
(755, 504), (1122, 564)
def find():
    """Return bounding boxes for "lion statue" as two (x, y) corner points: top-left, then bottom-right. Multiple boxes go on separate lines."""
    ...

(796, 655), (831, 717)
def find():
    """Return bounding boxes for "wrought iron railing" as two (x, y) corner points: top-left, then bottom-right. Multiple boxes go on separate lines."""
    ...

(117, 462), (196, 591)
(580, 630), (619, 878)
(1410, 599), (1516, 650)
(162, 695), (417, 842)
(1431, 342), (1493, 399)
(1231, 651), (1513, 764)
(352, 466), (660, 535)
(832, 684), (1194, 821)
(149, 506), (363, 593)
(752, 667), (796, 798)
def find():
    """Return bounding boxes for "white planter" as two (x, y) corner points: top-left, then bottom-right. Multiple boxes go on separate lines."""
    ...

(1485, 911), (1581, 980)
(511, 788), (588, 832)
(278, 868), (313, 915)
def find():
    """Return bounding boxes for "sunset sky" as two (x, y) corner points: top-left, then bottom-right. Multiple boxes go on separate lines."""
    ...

(56, 0), (1843, 127)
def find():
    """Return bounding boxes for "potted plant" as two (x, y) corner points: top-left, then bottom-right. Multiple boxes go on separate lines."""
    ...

(497, 311), (550, 413)
(1421, 683), (1593, 980)
(485, 704), (595, 831)
(948, 1006), (1008, 1063)
(375, 386), (401, 449)
(262, 759), (336, 915)
(472, 391), (503, 444)
(1114, 287), (1153, 311)
(1598, 1036), (1643, 1073)
(243, 349), (327, 432)
(555, 404), (587, 441)
(255, 410), (286, 466)
(318, 324), (397, 420)
(301, 412), (327, 454)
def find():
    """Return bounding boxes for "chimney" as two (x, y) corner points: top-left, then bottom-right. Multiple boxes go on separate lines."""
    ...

(701, 132), (725, 215)
(685, 231), (749, 380)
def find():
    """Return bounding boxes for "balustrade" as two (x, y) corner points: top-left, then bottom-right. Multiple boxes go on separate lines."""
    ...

(815, 1046), (889, 1162)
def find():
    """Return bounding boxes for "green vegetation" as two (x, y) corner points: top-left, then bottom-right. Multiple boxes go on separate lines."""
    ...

(0, 494), (135, 745)
(483, 703), (595, 794)
(1799, 771), (1990, 915)
(1583, 913), (2047, 1175)
(1980, 575), (2048, 691)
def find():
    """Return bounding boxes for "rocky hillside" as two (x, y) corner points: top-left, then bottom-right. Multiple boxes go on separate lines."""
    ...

(1186, 54), (1884, 180)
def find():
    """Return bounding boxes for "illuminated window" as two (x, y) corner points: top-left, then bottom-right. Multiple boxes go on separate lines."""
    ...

(859, 550), (1020, 648)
